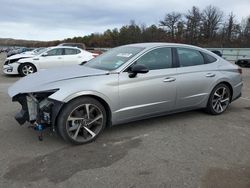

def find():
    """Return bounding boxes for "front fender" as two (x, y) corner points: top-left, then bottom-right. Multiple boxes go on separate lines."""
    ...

(49, 90), (115, 127)
(49, 91), (112, 108)
(58, 90), (112, 107)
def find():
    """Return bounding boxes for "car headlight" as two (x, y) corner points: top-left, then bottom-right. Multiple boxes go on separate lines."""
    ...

(5, 58), (26, 65)
(30, 89), (60, 102)
(4, 60), (10, 65)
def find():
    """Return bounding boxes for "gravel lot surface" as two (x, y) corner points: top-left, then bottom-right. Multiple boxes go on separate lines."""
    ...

(0, 53), (249, 188)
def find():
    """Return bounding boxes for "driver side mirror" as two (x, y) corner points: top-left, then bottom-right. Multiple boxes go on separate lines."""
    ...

(128, 64), (149, 78)
(80, 61), (87, 65)
(41, 52), (48, 57)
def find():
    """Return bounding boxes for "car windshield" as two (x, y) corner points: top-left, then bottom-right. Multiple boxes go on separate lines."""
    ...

(84, 46), (144, 70)
(34, 48), (47, 55)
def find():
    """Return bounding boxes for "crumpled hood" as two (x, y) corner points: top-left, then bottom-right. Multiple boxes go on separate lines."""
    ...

(7, 53), (35, 60)
(8, 65), (109, 97)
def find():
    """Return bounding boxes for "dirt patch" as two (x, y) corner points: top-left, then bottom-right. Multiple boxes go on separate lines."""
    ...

(202, 166), (250, 188)
(4, 137), (142, 183)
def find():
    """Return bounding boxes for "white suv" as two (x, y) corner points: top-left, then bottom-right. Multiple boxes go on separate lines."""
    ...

(3, 46), (97, 76)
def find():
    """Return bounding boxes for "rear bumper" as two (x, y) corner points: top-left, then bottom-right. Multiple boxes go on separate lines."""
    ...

(232, 81), (243, 102)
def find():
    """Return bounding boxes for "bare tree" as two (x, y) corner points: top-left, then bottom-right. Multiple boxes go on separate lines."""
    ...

(185, 6), (202, 44)
(244, 16), (250, 36)
(160, 12), (182, 39)
(224, 12), (241, 41)
(202, 5), (223, 40)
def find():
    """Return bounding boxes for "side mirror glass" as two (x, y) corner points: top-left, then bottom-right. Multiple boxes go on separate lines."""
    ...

(129, 64), (149, 78)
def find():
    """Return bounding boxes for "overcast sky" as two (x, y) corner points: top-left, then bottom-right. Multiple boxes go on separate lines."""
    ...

(0, 0), (249, 41)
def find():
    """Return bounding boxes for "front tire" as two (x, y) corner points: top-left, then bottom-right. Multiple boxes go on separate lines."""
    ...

(57, 97), (107, 145)
(19, 63), (37, 76)
(206, 84), (231, 115)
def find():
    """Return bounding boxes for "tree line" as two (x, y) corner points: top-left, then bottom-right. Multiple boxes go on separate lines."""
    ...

(2, 5), (249, 48)
(63, 5), (250, 48)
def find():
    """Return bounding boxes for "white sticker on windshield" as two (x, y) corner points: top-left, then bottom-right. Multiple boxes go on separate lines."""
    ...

(117, 53), (133, 58)
(114, 60), (124, 68)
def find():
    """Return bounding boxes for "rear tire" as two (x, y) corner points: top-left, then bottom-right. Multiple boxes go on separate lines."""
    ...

(57, 97), (107, 145)
(206, 84), (231, 115)
(19, 63), (37, 76)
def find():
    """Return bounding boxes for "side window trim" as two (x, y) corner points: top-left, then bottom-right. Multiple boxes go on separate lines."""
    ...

(172, 48), (179, 68)
(200, 51), (208, 64)
(201, 52), (218, 64)
(76, 49), (81, 54)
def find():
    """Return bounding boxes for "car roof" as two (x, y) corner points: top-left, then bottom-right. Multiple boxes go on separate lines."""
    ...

(49, 46), (82, 50)
(123, 42), (204, 50)
(122, 42), (217, 57)
(125, 42), (195, 48)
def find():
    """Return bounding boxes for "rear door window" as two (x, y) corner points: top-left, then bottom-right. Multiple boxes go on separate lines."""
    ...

(177, 48), (205, 67)
(46, 49), (63, 56)
(64, 48), (80, 55)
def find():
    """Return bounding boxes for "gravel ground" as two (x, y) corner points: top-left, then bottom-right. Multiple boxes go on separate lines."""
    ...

(0, 53), (249, 188)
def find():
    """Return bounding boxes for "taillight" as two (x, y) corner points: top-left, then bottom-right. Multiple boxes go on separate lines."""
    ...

(92, 54), (98, 58)
(238, 67), (242, 74)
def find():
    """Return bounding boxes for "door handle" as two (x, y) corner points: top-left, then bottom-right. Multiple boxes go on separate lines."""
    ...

(206, 73), (216, 77)
(163, 77), (176, 82)
(58, 57), (62, 59)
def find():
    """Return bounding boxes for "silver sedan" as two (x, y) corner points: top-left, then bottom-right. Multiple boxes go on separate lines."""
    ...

(8, 43), (243, 144)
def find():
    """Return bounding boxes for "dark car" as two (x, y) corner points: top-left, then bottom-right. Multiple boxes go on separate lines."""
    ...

(235, 58), (250, 67)
(211, 50), (222, 57)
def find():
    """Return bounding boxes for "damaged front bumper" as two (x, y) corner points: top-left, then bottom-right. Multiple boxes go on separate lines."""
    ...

(3, 63), (19, 75)
(13, 92), (64, 131)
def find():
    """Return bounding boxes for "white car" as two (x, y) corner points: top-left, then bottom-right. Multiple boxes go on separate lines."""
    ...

(3, 46), (97, 76)
(3, 48), (47, 68)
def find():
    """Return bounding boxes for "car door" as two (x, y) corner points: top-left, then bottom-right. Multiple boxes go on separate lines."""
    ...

(118, 47), (177, 122)
(62, 48), (83, 66)
(175, 47), (218, 109)
(37, 48), (64, 69)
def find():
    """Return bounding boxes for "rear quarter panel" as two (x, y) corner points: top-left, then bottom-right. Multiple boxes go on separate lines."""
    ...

(217, 60), (243, 100)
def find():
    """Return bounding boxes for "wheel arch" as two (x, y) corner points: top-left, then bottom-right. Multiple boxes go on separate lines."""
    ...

(54, 94), (112, 129)
(214, 81), (233, 102)
(84, 94), (112, 127)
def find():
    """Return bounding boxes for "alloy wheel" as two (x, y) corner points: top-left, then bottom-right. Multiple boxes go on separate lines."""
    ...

(22, 64), (34, 75)
(212, 86), (230, 113)
(66, 104), (104, 142)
